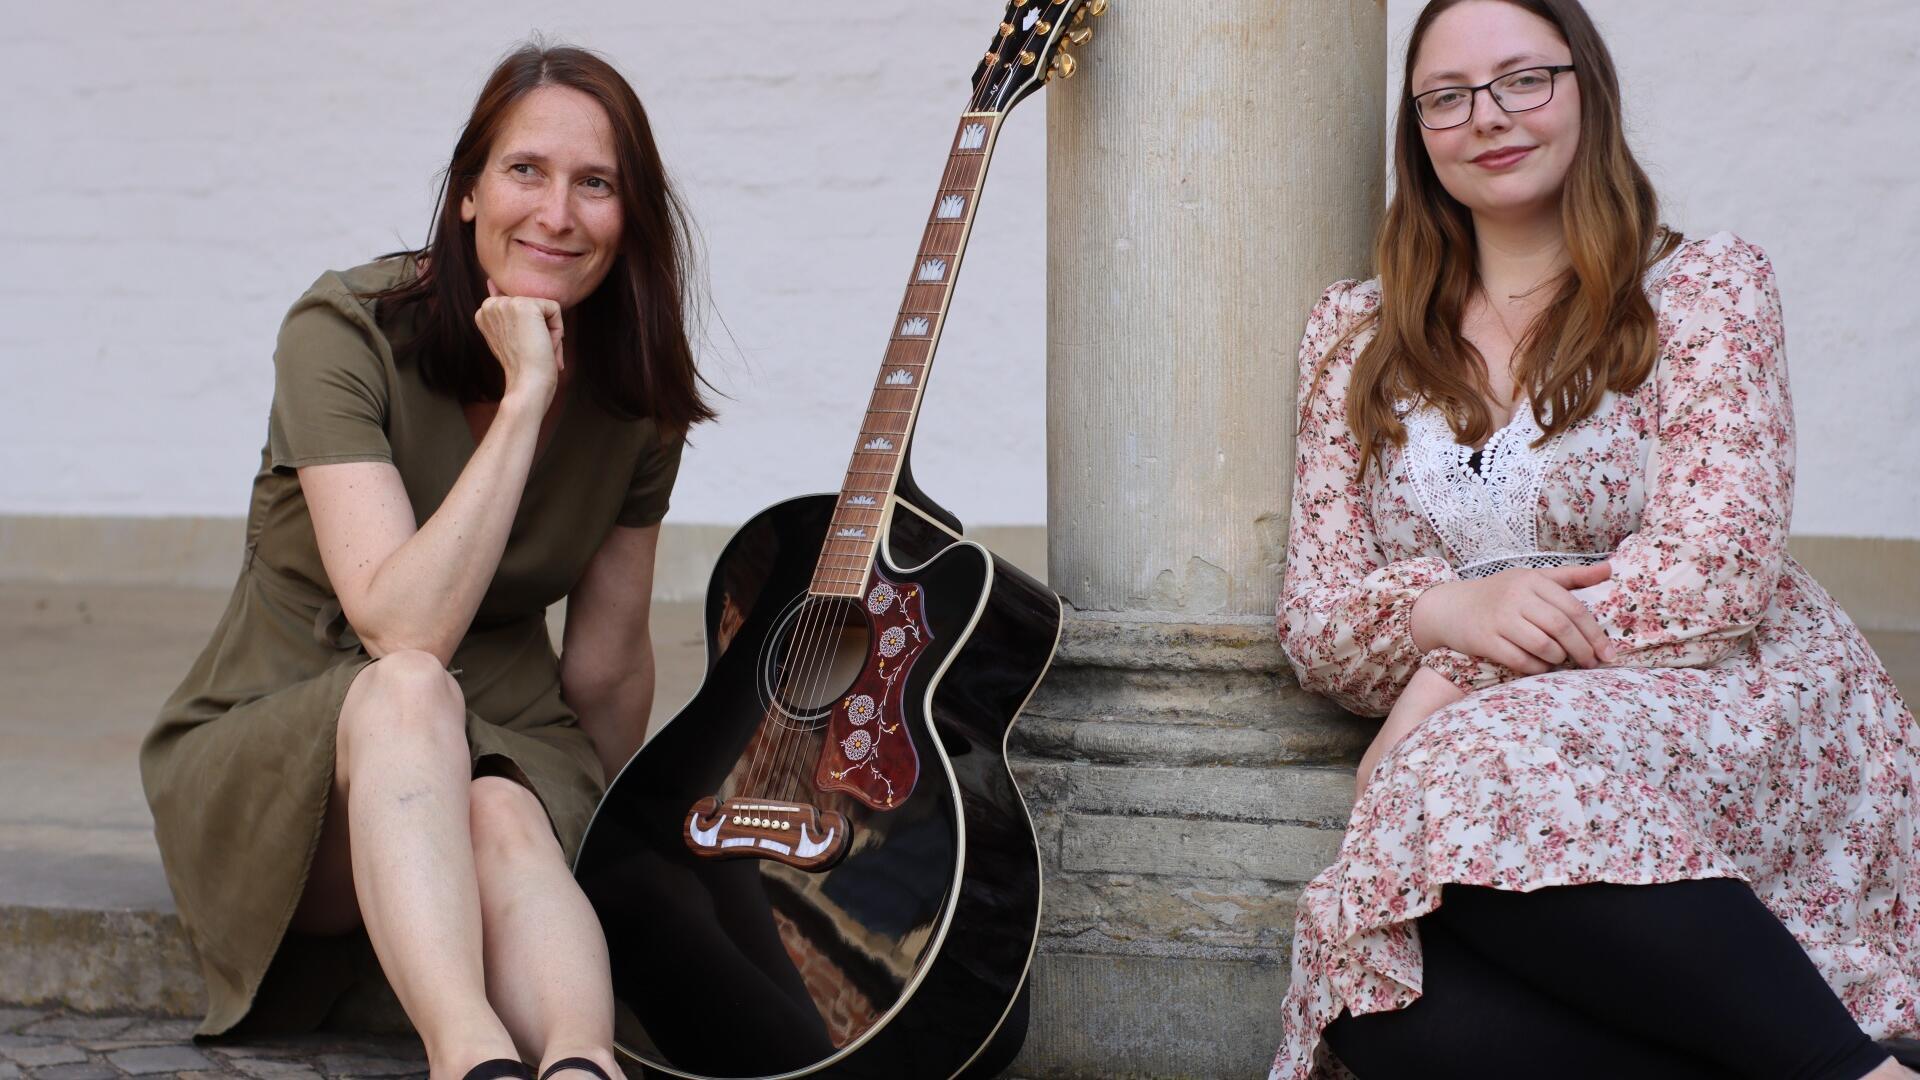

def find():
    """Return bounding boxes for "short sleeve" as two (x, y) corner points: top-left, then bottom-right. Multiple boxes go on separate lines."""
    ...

(615, 426), (685, 528)
(266, 279), (393, 475)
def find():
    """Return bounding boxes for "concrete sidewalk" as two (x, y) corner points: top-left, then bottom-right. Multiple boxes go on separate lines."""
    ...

(2, 580), (1917, 1032)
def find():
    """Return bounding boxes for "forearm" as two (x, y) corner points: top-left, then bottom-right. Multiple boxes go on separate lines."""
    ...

(1409, 580), (1454, 653)
(568, 641), (656, 784)
(355, 395), (544, 661)
(1356, 666), (1465, 802)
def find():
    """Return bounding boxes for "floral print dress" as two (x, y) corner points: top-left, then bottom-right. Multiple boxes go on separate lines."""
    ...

(1269, 232), (1920, 1079)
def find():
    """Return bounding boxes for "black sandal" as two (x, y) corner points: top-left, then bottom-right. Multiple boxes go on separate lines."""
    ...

(462, 1061), (533, 1080)
(539, 1058), (614, 1080)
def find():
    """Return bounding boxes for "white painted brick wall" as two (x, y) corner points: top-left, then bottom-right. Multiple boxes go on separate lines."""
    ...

(4, 3), (1916, 539)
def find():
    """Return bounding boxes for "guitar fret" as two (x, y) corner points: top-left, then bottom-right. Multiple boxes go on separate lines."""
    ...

(814, 113), (998, 590)
(942, 157), (986, 184)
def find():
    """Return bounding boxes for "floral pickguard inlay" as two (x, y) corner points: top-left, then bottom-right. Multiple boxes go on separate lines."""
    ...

(814, 572), (932, 810)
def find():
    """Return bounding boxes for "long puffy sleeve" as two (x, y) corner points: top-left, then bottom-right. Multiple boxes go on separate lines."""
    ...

(1424, 233), (1793, 692)
(1278, 280), (1463, 717)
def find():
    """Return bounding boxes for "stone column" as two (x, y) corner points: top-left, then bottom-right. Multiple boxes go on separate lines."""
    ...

(1015, 3), (1385, 1077)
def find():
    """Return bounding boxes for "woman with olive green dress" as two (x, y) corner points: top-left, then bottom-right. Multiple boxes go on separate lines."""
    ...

(141, 252), (681, 1035)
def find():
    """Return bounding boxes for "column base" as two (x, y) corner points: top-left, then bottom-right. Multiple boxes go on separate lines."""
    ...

(1009, 610), (1368, 1078)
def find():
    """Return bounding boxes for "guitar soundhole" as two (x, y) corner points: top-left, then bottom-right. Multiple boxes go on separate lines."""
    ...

(763, 595), (871, 724)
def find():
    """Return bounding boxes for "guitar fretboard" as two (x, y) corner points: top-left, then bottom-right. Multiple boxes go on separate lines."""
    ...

(809, 112), (1002, 597)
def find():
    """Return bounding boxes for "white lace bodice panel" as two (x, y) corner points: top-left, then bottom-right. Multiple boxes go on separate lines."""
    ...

(1397, 402), (1611, 578)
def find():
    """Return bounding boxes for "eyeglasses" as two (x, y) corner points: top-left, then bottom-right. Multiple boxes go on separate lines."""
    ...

(1411, 65), (1575, 130)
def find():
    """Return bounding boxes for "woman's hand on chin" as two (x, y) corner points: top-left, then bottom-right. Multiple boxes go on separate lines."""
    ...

(474, 277), (565, 403)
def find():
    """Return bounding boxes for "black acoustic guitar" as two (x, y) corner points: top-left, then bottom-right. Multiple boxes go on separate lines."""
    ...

(572, 4), (1104, 1077)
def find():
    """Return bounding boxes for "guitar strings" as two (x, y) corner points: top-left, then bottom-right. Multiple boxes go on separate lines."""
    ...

(761, 116), (982, 805)
(748, 44), (1018, 808)
(781, 598), (855, 803)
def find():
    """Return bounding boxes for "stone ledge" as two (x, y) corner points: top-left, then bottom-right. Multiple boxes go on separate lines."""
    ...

(0, 906), (200, 1019)
(1024, 664), (1358, 727)
(1014, 761), (1353, 824)
(1053, 611), (1291, 673)
(1041, 874), (1302, 960)
(1013, 715), (1367, 767)
(1061, 815), (1344, 884)
(1012, 951), (1288, 1079)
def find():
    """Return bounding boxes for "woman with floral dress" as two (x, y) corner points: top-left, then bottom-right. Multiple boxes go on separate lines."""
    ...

(1270, 2), (1920, 1077)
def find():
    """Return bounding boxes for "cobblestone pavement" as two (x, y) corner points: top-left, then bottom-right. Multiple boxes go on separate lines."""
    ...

(0, 1009), (427, 1080)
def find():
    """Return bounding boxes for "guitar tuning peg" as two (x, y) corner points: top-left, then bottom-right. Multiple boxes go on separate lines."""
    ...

(1067, 26), (1092, 45)
(1049, 50), (1077, 79)
(1087, 0), (1108, 15)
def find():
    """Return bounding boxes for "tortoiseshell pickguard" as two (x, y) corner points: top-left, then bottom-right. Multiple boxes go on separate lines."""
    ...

(813, 571), (931, 810)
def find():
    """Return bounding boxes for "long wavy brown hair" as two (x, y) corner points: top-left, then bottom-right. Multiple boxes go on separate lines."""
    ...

(367, 40), (715, 435)
(1332, 0), (1679, 479)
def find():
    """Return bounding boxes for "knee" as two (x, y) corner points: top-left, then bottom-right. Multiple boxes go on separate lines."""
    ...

(338, 650), (467, 769)
(468, 776), (559, 867)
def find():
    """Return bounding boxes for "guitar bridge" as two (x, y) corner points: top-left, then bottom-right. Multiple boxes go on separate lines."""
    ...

(682, 795), (850, 871)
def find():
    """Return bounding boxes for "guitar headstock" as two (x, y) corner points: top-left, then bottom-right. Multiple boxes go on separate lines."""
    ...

(970, 0), (1107, 114)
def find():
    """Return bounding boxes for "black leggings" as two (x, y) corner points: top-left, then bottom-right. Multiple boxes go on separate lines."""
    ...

(1321, 879), (1888, 1080)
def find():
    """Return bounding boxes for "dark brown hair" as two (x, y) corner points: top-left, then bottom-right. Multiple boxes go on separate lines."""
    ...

(1329, 0), (1679, 478)
(369, 41), (714, 434)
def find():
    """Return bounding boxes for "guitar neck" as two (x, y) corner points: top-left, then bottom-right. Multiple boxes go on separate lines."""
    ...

(809, 112), (1004, 598)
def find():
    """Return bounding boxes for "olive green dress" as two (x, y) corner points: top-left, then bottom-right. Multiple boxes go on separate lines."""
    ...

(139, 256), (682, 1036)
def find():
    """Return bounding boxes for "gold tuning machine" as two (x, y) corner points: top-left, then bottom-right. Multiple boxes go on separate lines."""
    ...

(1000, 21), (1014, 37)
(1087, 0), (1108, 16)
(1034, 19), (1052, 34)
(1067, 26), (1092, 45)
(1049, 51), (1077, 79)
(1018, 49), (1037, 65)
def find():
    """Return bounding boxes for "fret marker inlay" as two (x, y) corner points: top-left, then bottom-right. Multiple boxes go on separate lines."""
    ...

(959, 123), (987, 150)
(886, 369), (914, 386)
(900, 316), (930, 336)
(937, 195), (966, 219)
(835, 527), (868, 539)
(917, 259), (947, 282)
(846, 495), (877, 507)
(864, 437), (894, 451)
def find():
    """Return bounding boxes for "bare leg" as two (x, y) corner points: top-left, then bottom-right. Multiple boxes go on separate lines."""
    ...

(294, 650), (521, 1080)
(468, 776), (621, 1080)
